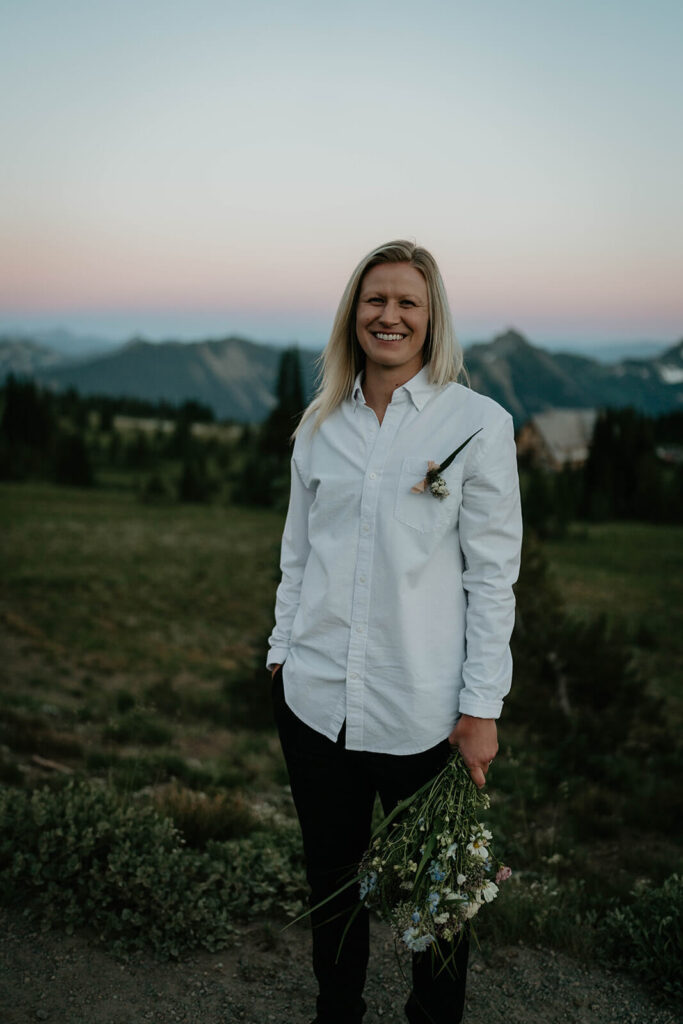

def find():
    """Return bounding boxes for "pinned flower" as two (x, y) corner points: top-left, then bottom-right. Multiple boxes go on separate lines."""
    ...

(411, 429), (483, 500)
(430, 474), (450, 500)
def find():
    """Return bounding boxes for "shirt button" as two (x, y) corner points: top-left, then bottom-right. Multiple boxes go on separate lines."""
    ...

(350, 672), (359, 679)
(359, 575), (367, 584)
(356, 625), (364, 633)
(362, 523), (370, 533)
(369, 472), (377, 479)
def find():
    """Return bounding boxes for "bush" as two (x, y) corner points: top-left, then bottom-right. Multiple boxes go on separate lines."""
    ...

(0, 780), (306, 957)
(54, 432), (94, 487)
(600, 874), (683, 998)
(475, 873), (599, 959)
(177, 455), (215, 503)
(509, 536), (679, 832)
(138, 471), (173, 504)
(152, 782), (257, 847)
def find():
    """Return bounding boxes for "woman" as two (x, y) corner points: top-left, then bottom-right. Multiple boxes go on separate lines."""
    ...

(268, 240), (522, 1024)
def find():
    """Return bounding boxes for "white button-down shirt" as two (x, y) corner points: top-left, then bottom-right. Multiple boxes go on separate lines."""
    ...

(267, 366), (523, 755)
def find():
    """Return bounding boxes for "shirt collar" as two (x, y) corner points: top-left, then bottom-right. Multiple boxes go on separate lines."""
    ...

(352, 364), (437, 412)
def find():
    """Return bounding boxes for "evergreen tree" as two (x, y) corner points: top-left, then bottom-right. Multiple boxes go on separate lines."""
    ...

(54, 433), (94, 487)
(581, 408), (661, 520)
(0, 375), (55, 452)
(259, 347), (306, 458)
(233, 347), (306, 508)
(0, 376), (56, 479)
(177, 453), (214, 503)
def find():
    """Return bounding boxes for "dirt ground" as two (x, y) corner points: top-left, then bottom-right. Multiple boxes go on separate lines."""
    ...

(0, 908), (679, 1024)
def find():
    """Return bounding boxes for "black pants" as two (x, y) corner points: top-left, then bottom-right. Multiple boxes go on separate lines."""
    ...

(273, 670), (469, 1024)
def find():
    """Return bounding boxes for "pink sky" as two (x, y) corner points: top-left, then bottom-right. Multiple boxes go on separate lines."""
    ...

(2, 1), (682, 348)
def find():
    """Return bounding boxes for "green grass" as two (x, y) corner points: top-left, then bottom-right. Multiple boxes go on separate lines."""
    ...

(0, 481), (283, 676)
(0, 480), (287, 791)
(544, 522), (683, 709)
(1, 482), (682, 983)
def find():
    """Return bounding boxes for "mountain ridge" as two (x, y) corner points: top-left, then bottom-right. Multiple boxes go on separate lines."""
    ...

(1, 328), (681, 425)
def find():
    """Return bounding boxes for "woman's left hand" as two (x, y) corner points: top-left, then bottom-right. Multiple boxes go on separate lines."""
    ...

(448, 715), (498, 788)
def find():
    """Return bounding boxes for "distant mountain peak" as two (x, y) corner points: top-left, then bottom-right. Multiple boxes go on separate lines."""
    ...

(489, 328), (533, 354)
(4, 327), (682, 425)
(657, 338), (683, 364)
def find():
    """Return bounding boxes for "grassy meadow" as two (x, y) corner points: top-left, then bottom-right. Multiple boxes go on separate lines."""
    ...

(545, 523), (683, 714)
(0, 482), (288, 793)
(1, 479), (682, 993)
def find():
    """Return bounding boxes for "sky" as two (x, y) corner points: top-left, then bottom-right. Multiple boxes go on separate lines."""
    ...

(1, 0), (682, 352)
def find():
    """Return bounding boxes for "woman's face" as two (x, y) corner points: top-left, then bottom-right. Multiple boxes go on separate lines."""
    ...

(355, 262), (430, 379)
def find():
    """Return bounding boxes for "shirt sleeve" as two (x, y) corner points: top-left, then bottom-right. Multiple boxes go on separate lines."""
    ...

(266, 452), (316, 670)
(457, 414), (522, 718)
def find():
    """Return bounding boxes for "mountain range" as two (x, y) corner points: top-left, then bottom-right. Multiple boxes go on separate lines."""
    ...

(1, 329), (681, 426)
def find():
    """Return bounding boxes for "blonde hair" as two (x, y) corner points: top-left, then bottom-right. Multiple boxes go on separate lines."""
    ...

(296, 240), (464, 435)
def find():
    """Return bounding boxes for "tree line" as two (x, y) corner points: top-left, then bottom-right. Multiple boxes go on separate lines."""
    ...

(521, 407), (683, 534)
(0, 347), (306, 508)
(2, 358), (682, 525)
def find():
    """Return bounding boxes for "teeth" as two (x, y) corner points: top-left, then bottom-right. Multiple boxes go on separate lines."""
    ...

(375, 333), (404, 341)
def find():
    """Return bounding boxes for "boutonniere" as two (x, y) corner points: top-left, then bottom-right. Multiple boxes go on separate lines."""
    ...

(411, 428), (483, 500)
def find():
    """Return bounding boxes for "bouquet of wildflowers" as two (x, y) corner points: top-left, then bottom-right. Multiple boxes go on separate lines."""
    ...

(357, 751), (511, 956)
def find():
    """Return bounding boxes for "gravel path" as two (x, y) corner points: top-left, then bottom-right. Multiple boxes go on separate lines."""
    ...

(0, 909), (679, 1024)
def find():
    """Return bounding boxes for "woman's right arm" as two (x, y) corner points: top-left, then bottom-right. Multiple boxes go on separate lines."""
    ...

(266, 454), (315, 672)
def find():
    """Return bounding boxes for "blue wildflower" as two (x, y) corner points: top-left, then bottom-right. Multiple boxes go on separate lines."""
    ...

(428, 861), (446, 883)
(402, 927), (436, 952)
(359, 871), (377, 900)
(427, 891), (440, 913)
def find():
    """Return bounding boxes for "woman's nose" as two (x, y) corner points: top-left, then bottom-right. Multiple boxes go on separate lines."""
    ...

(379, 301), (400, 324)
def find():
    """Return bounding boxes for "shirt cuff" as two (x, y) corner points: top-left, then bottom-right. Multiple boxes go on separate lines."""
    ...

(457, 694), (503, 719)
(266, 647), (289, 672)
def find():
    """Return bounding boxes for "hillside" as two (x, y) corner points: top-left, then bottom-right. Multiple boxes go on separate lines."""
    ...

(465, 330), (683, 424)
(0, 338), (67, 378)
(2, 328), (682, 424)
(35, 336), (320, 422)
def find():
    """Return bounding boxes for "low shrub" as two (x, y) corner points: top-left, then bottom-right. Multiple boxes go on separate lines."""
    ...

(0, 780), (306, 957)
(600, 874), (683, 998)
(475, 872), (600, 959)
(152, 782), (257, 846)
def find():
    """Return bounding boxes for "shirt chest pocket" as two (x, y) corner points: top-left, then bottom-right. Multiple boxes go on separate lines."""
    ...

(394, 456), (463, 533)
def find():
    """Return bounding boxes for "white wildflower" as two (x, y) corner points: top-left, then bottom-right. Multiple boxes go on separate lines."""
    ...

(467, 838), (489, 860)
(480, 881), (499, 903)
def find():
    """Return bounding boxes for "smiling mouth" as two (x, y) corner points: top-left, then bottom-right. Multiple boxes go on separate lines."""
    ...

(373, 332), (406, 342)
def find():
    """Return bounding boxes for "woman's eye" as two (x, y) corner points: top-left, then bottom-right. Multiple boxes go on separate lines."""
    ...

(401, 300), (415, 307)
